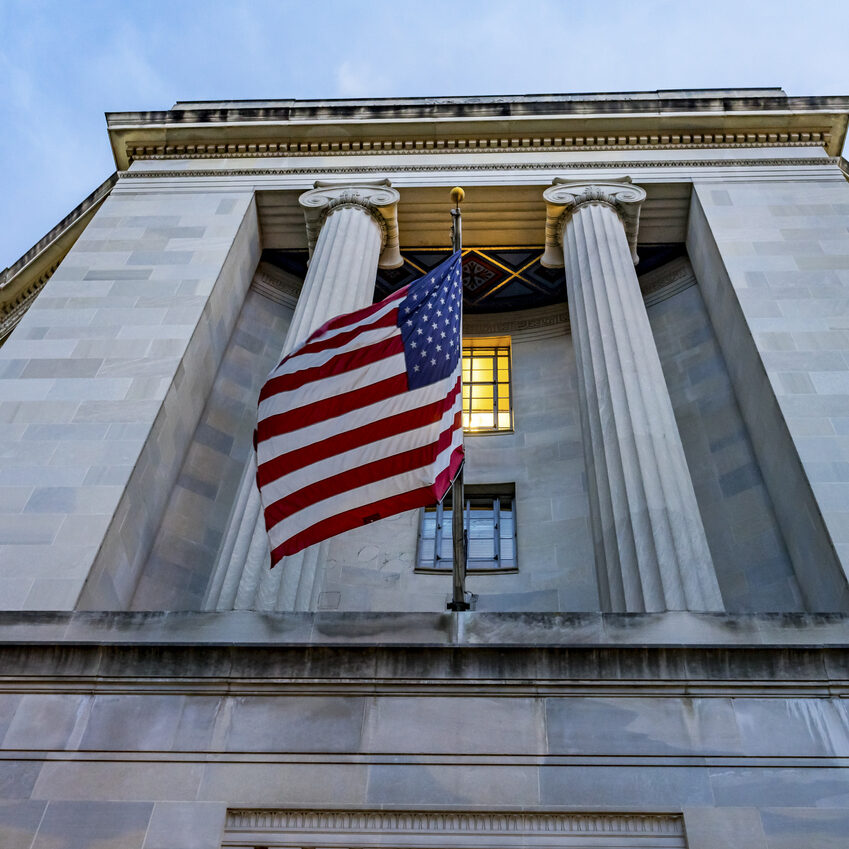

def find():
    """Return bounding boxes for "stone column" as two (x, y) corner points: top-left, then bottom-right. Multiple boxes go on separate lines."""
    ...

(206, 181), (401, 611)
(542, 178), (723, 612)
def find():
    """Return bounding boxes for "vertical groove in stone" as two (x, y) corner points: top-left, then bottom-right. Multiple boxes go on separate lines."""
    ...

(206, 203), (384, 612)
(563, 200), (723, 612)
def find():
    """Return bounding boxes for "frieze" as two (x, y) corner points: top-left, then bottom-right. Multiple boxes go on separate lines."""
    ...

(251, 264), (302, 309)
(225, 808), (685, 837)
(641, 256), (698, 306)
(117, 156), (838, 180)
(465, 305), (569, 342)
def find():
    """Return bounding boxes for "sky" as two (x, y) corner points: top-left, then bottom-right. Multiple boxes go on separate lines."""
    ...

(2, 0), (848, 267)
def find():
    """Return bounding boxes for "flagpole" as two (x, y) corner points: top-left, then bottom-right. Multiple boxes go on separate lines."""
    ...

(447, 186), (470, 612)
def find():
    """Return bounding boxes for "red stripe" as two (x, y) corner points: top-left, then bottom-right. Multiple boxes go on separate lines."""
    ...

(269, 444), (464, 563)
(287, 308), (398, 361)
(259, 335), (403, 402)
(256, 373), (408, 442)
(310, 286), (407, 336)
(263, 412), (462, 527)
(256, 376), (462, 488)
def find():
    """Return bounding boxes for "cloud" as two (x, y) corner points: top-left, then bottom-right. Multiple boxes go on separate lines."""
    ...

(336, 60), (384, 98)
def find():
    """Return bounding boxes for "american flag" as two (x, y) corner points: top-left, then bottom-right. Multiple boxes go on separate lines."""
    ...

(256, 252), (464, 565)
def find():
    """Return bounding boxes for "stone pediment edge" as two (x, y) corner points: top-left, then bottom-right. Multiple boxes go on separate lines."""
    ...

(0, 173), (117, 344)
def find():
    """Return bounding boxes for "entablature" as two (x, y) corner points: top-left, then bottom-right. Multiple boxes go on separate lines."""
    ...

(106, 89), (849, 168)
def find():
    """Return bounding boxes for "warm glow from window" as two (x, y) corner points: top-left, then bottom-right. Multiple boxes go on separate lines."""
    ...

(462, 345), (512, 432)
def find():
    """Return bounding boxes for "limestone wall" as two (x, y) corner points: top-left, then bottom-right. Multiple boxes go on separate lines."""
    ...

(130, 287), (293, 610)
(647, 270), (801, 611)
(0, 189), (260, 610)
(0, 610), (847, 849)
(689, 181), (849, 611)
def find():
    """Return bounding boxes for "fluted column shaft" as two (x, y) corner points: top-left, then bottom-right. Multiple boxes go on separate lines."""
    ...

(205, 183), (400, 611)
(544, 180), (723, 612)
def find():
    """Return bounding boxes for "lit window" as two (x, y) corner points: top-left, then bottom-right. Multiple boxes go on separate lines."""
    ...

(462, 343), (512, 432)
(416, 486), (517, 573)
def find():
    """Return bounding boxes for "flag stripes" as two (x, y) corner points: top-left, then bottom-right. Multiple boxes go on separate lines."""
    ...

(256, 252), (464, 564)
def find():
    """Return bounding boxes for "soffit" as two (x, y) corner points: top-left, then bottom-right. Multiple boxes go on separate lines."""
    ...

(257, 182), (691, 250)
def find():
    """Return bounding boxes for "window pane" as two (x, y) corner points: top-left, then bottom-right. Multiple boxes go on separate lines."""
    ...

(439, 536), (453, 560)
(469, 412), (494, 428)
(462, 343), (511, 433)
(468, 537), (495, 559)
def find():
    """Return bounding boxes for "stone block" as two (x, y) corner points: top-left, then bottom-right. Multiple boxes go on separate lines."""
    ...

(709, 767), (849, 807)
(540, 764), (713, 807)
(32, 801), (152, 849)
(760, 807), (849, 849)
(32, 760), (203, 801)
(363, 695), (544, 754)
(197, 762), (367, 806)
(142, 801), (226, 849)
(367, 762), (539, 806)
(0, 800), (48, 849)
(546, 696), (697, 756)
(2, 693), (86, 751)
(683, 806), (767, 849)
(223, 694), (366, 753)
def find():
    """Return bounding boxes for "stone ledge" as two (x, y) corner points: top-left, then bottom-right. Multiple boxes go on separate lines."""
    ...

(0, 610), (848, 647)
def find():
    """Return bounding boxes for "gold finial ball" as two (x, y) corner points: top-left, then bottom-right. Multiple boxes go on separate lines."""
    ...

(450, 186), (465, 205)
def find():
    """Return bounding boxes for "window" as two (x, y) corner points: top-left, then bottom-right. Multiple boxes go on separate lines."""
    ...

(462, 342), (512, 432)
(416, 485), (517, 573)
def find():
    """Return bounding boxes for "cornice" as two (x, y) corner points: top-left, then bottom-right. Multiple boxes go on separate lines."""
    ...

(120, 136), (832, 165)
(107, 90), (849, 166)
(224, 809), (685, 840)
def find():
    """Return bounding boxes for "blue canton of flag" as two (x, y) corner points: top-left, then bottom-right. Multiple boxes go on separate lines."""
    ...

(399, 253), (463, 389)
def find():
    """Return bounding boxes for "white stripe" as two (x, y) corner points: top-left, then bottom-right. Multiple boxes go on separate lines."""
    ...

(267, 321), (399, 382)
(266, 425), (463, 549)
(257, 369), (460, 461)
(260, 390), (462, 503)
(285, 291), (404, 357)
(257, 348), (406, 422)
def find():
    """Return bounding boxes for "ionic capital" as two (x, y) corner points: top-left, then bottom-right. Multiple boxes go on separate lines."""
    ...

(299, 179), (402, 268)
(541, 177), (647, 267)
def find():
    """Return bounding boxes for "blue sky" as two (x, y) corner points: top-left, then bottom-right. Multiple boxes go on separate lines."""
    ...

(2, 0), (848, 266)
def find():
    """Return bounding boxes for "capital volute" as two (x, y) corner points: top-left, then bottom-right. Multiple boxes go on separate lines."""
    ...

(541, 177), (647, 267)
(299, 179), (403, 269)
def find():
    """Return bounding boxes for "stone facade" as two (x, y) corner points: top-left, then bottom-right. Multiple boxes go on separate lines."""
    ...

(1, 89), (849, 848)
